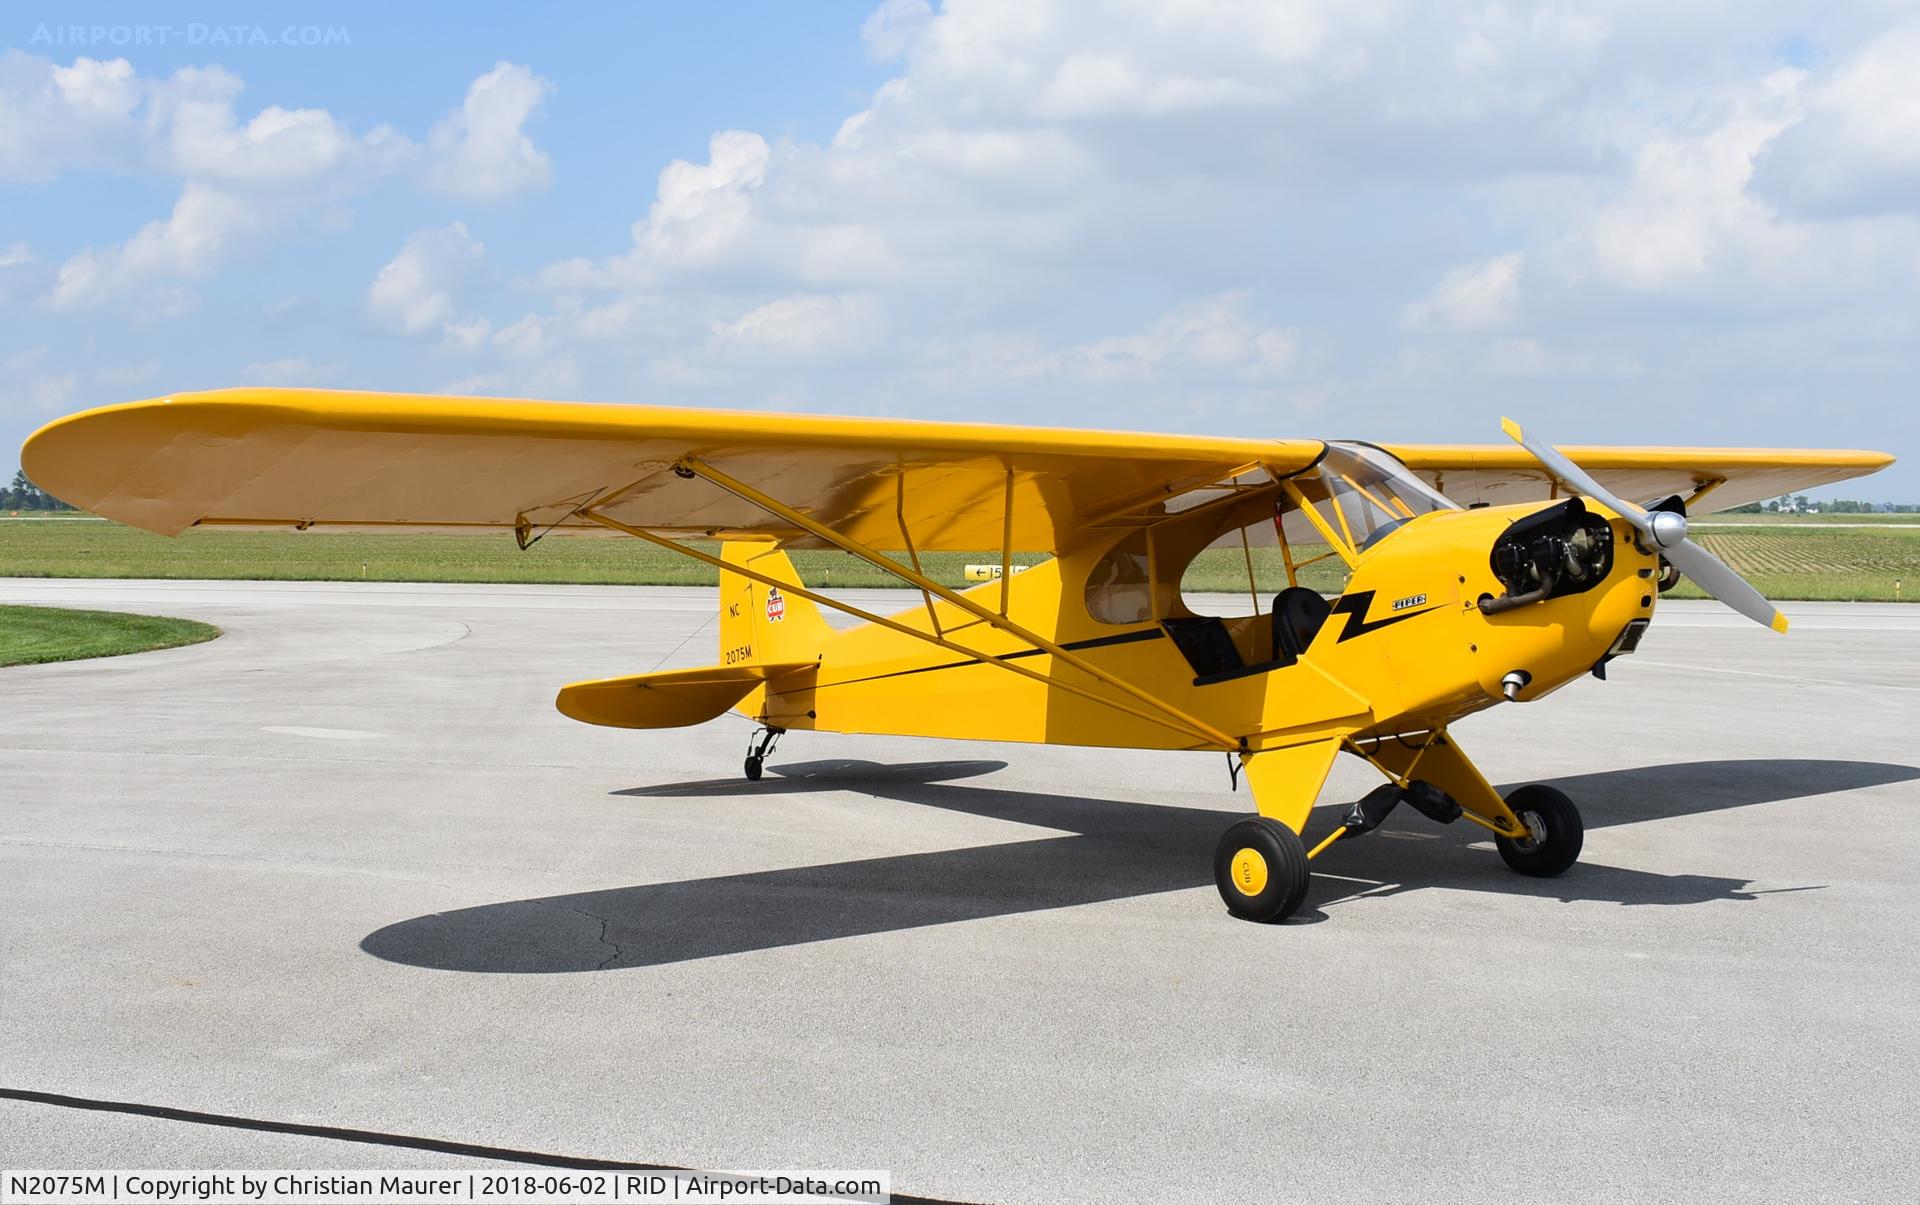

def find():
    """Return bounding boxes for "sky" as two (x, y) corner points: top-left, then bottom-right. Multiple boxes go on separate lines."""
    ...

(3, 1), (1915, 499)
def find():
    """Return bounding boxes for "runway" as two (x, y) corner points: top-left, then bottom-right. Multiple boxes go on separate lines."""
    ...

(3, 579), (1916, 1202)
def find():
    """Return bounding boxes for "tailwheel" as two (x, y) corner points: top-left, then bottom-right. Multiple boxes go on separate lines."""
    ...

(1214, 816), (1311, 923)
(743, 726), (782, 782)
(1495, 784), (1583, 877)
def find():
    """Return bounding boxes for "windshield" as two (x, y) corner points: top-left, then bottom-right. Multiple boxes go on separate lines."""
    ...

(1287, 441), (1459, 557)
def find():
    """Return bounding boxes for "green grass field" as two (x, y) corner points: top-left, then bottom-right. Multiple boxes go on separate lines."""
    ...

(0, 515), (1913, 601)
(0, 604), (220, 667)
(1690, 512), (1920, 525)
(0, 520), (1352, 594)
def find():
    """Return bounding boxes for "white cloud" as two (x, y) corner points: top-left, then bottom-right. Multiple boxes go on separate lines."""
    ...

(48, 183), (259, 311)
(711, 295), (877, 357)
(94, 360), (162, 389)
(1404, 253), (1524, 330)
(442, 317), (494, 352)
(0, 347), (79, 418)
(902, 293), (1299, 389)
(0, 52), (142, 181)
(1074, 292), (1298, 382)
(144, 64), (413, 185)
(861, 0), (933, 61)
(425, 62), (553, 200)
(489, 313), (553, 359)
(365, 228), (584, 398)
(442, 352), (578, 397)
(1481, 337), (1641, 380)
(366, 223), (487, 338)
(1754, 23), (1920, 217)
(21, 57), (545, 313)
(0, 241), (40, 305)
(0, 51), (416, 190)
(1585, 70), (1808, 292)
(240, 357), (338, 386)
(636, 129), (771, 267)
(538, 128), (899, 291)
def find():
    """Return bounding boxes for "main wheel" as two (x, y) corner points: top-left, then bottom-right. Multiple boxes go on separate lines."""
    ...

(1214, 816), (1311, 923)
(1496, 784), (1583, 877)
(744, 755), (764, 782)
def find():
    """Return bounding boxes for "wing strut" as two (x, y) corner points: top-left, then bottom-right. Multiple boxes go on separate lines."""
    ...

(576, 509), (1235, 751)
(894, 473), (943, 638)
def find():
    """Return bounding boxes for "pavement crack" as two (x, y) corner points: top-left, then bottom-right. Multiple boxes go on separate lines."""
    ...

(551, 903), (622, 970)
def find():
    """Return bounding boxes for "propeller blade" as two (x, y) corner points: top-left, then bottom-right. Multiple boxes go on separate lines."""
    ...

(1499, 416), (1652, 535)
(1498, 416), (1787, 634)
(1664, 538), (1790, 634)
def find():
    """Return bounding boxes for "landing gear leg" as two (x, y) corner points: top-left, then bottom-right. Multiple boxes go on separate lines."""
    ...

(744, 726), (783, 782)
(1221, 741), (1339, 922)
(1354, 731), (1583, 877)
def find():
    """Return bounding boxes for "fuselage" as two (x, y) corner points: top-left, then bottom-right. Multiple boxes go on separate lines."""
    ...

(745, 497), (1658, 752)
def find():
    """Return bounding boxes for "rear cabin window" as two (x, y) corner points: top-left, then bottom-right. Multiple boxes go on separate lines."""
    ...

(1085, 533), (1154, 624)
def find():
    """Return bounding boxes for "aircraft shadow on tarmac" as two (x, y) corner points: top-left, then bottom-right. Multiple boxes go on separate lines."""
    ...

(359, 757), (1919, 974)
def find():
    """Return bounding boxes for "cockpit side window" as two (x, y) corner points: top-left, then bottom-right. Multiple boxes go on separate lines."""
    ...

(1178, 500), (1349, 616)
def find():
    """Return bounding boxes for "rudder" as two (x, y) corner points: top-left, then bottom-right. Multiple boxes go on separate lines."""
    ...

(719, 541), (831, 668)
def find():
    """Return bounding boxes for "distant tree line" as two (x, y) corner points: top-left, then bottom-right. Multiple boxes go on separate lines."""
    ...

(1727, 495), (1918, 514)
(3, 470), (74, 511)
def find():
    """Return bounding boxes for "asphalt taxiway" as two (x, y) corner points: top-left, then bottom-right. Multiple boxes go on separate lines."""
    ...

(3, 579), (1916, 1202)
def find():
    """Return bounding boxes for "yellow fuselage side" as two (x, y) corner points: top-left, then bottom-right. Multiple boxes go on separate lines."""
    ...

(747, 502), (1657, 751)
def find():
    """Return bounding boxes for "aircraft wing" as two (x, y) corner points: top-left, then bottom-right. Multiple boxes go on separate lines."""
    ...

(1383, 442), (1895, 513)
(21, 388), (1324, 553)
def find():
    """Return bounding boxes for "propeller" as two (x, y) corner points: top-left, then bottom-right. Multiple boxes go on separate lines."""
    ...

(1499, 417), (1788, 634)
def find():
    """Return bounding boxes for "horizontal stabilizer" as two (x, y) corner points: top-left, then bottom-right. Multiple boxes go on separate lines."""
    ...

(556, 662), (813, 730)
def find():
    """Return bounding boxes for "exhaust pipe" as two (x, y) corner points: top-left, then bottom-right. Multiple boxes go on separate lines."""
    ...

(1501, 670), (1532, 702)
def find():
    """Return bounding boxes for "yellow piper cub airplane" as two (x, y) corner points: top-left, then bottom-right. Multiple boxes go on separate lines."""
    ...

(23, 390), (1894, 922)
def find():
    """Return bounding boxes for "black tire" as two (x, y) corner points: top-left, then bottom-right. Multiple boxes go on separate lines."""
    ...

(1496, 784), (1583, 877)
(1214, 816), (1311, 922)
(744, 755), (763, 782)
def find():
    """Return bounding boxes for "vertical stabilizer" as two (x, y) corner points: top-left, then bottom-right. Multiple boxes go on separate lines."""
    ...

(718, 541), (831, 667)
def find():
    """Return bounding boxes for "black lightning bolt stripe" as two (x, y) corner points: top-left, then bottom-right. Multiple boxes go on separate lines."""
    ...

(1327, 590), (1444, 643)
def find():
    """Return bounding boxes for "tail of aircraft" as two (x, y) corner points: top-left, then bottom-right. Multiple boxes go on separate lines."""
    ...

(718, 541), (831, 668)
(554, 541), (826, 731)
